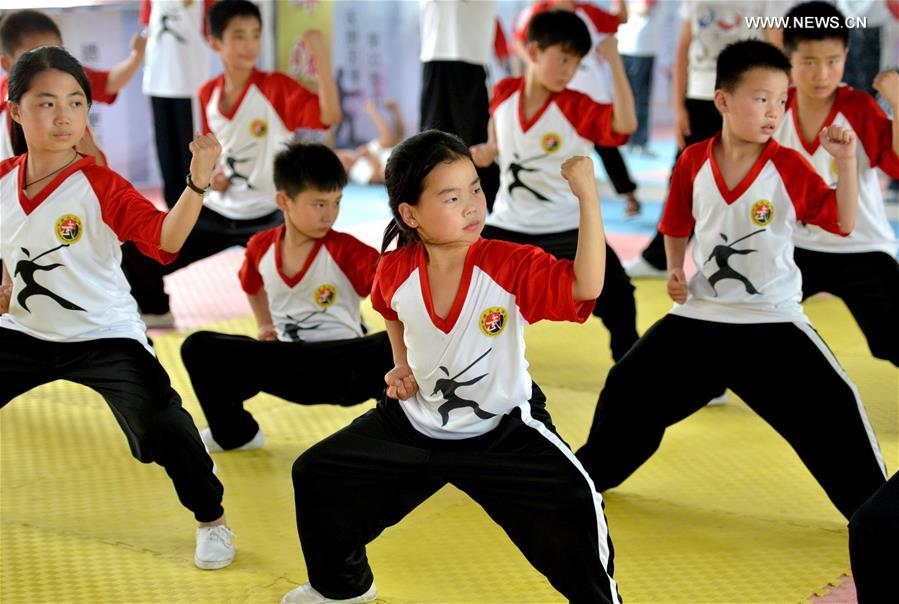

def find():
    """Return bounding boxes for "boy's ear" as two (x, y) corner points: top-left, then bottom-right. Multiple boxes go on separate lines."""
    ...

(397, 202), (418, 229)
(526, 41), (539, 64)
(713, 89), (729, 114)
(0, 55), (11, 72)
(208, 36), (221, 52)
(275, 190), (292, 211)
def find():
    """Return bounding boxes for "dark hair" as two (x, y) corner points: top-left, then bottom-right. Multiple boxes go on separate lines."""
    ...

(381, 130), (472, 253)
(208, 0), (262, 40)
(273, 142), (347, 197)
(782, 1), (849, 57)
(0, 9), (62, 57)
(526, 9), (592, 58)
(715, 40), (791, 93)
(8, 46), (92, 156)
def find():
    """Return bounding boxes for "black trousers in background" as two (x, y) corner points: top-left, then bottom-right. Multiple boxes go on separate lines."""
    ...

(849, 471), (899, 604)
(122, 206), (283, 314)
(576, 315), (887, 520)
(419, 60), (500, 211)
(151, 96), (195, 209)
(641, 98), (722, 270)
(292, 386), (621, 603)
(0, 328), (224, 522)
(181, 330), (394, 449)
(596, 145), (637, 195)
(795, 248), (899, 367)
(482, 225), (639, 361)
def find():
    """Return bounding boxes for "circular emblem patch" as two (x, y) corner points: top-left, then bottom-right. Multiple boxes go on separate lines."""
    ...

(479, 307), (508, 337)
(541, 132), (561, 153)
(750, 199), (773, 227)
(314, 284), (336, 308)
(830, 157), (839, 178)
(55, 214), (83, 244)
(249, 119), (268, 139)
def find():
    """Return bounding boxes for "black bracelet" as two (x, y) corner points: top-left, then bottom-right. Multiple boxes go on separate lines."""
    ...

(186, 172), (209, 195)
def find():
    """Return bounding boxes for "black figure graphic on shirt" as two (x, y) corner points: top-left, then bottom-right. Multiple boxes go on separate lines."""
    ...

(158, 13), (186, 43)
(14, 245), (86, 313)
(507, 151), (551, 202)
(223, 141), (257, 188)
(283, 308), (328, 341)
(432, 348), (496, 426)
(703, 229), (766, 295)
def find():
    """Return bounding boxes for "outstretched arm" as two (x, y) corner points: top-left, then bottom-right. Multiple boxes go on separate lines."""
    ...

(598, 36), (637, 134)
(105, 32), (147, 95)
(302, 30), (341, 126)
(563, 156), (606, 300)
(384, 319), (418, 400)
(873, 70), (899, 158)
(819, 124), (859, 233)
(160, 132), (221, 252)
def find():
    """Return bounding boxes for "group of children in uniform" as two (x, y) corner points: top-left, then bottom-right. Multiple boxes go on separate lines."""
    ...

(0, 1), (896, 603)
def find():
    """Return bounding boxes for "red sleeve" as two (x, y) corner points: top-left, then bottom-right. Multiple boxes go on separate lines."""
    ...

(494, 19), (510, 61)
(842, 89), (899, 179)
(555, 90), (630, 147)
(371, 250), (410, 321)
(139, 0), (151, 26)
(489, 78), (521, 116)
(324, 231), (380, 297)
(85, 166), (177, 264)
(83, 67), (118, 105)
(659, 142), (707, 237)
(513, 2), (551, 43)
(238, 228), (277, 295)
(478, 239), (594, 324)
(577, 3), (621, 33)
(772, 147), (843, 235)
(197, 78), (217, 134)
(260, 72), (326, 131)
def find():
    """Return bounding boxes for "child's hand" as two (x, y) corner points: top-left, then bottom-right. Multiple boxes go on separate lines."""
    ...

(596, 35), (619, 61)
(257, 324), (277, 341)
(210, 166), (229, 192)
(561, 156), (598, 200)
(873, 70), (899, 107)
(130, 32), (148, 57)
(0, 282), (11, 314)
(667, 268), (687, 304)
(819, 124), (857, 161)
(385, 364), (418, 400)
(470, 143), (498, 168)
(188, 132), (222, 191)
(301, 29), (327, 59)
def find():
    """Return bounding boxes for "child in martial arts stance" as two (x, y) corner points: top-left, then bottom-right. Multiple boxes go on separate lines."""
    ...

(576, 40), (887, 522)
(281, 130), (622, 604)
(0, 46), (235, 569)
(181, 142), (392, 452)
(776, 1), (899, 366)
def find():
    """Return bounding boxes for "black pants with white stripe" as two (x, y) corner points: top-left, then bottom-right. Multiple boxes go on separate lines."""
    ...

(181, 330), (393, 450)
(482, 225), (639, 361)
(0, 328), (225, 522)
(850, 471), (899, 603)
(795, 248), (899, 367)
(576, 315), (887, 520)
(292, 385), (621, 603)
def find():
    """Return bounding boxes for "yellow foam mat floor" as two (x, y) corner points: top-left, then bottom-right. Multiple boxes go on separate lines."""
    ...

(2, 281), (896, 603)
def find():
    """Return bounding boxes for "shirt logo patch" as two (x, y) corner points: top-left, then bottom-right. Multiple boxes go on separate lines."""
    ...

(55, 214), (83, 244)
(541, 133), (561, 153)
(249, 119), (268, 139)
(750, 200), (773, 227)
(314, 284), (336, 308)
(479, 307), (507, 337)
(830, 157), (839, 178)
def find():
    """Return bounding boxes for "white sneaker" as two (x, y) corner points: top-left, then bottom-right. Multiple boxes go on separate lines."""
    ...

(281, 582), (377, 604)
(194, 525), (235, 570)
(141, 311), (175, 329)
(200, 427), (265, 453)
(706, 392), (729, 406)
(623, 256), (667, 279)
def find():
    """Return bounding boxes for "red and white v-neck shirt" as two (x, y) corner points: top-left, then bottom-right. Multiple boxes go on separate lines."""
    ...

(239, 226), (378, 343)
(1, 69), (117, 161)
(371, 238), (594, 439)
(487, 77), (628, 235)
(199, 69), (326, 220)
(140, 0), (214, 98)
(0, 154), (176, 352)
(660, 136), (844, 324)
(775, 85), (899, 256)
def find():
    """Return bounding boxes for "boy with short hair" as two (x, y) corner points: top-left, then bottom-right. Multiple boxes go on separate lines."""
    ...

(0, 8), (146, 161)
(777, 0), (899, 366)
(472, 8), (641, 362)
(123, 0), (341, 327)
(180, 142), (391, 453)
(576, 39), (887, 522)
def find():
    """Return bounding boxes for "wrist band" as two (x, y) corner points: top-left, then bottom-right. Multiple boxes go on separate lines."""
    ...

(186, 172), (209, 195)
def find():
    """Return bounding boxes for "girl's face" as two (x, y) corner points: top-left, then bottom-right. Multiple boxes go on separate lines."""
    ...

(400, 157), (486, 247)
(9, 68), (88, 155)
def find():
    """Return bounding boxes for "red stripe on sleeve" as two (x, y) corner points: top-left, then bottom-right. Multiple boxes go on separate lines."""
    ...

(842, 88), (899, 179)
(140, 0), (151, 26)
(577, 3), (621, 33)
(659, 141), (708, 237)
(371, 247), (420, 321)
(259, 72), (326, 131)
(239, 227), (278, 295)
(84, 67), (118, 105)
(324, 231), (380, 297)
(554, 89), (630, 147)
(772, 146), (843, 235)
(490, 78), (521, 116)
